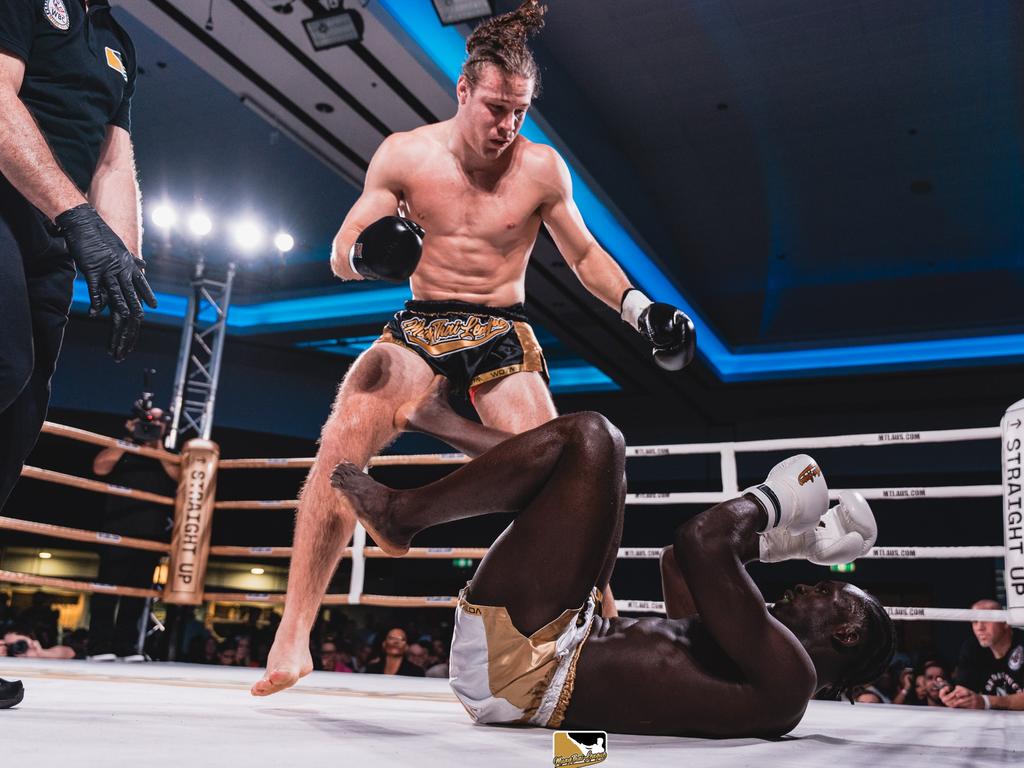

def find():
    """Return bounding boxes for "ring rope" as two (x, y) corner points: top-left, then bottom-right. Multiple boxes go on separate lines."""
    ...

(20, 465), (175, 506)
(211, 485), (1000, 512)
(207, 545), (1003, 561)
(615, 545), (1004, 560)
(612, 600), (1011, 623)
(214, 426), (1002, 471)
(627, 486), (1002, 505)
(213, 499), (298, 510)
(0, 569), (159, 599)
(40, 421), (180, 464)
(0, 516), (169, 553)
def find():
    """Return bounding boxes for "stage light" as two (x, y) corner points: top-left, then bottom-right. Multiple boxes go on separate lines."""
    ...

(303, 6), (363, 50)
(151, 203), (177, 230)
(273, 232), (295, 252)
(250, 567), (265, 575)
(187, 211), (213, 237)
(231, 219), (265, 251)
(431, 0), (494, 25)
(38, 552), (52, 559)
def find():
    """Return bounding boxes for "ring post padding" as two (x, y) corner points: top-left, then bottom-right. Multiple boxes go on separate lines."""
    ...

(348, 522), (367, 605)
(1003, 398), (1024, 626)
(165, 439), (220, 605)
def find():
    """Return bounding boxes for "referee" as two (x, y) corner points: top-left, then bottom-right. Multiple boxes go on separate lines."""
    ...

(0, 0), (156, 513)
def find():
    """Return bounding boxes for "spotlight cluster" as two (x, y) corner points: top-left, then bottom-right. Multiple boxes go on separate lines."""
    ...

(149, 202), (295, 254)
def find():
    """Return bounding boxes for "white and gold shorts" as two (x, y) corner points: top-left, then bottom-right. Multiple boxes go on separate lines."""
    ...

(448, 583), (599, 728)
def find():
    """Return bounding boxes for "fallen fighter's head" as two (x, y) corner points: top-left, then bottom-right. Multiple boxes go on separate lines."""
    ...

(769, 580), (896, 702)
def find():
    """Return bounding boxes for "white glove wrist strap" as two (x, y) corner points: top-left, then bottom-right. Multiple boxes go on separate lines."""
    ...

(744, 484), (784, 531)
(347, 243), (360, 275)
(620, 289), (653, 331)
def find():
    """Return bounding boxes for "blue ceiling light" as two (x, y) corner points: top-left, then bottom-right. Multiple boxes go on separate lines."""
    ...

(71, 279), (411, 332)
(547, 362), (620, 394)
(72, 274), (1023, 380)
(368, 0), (1021, 381)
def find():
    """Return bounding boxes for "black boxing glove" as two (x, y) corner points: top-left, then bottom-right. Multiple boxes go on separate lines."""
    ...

(620, 287), (696, 371)
(55, 203), (157, 362)
(349, 216), (424, 283)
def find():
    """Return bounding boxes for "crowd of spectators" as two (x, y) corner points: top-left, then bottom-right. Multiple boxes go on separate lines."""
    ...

(1, 589), (451, 679)
(846, 599), (1023, 711)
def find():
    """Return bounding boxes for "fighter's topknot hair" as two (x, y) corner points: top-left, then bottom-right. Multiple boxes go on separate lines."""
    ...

(462, 1), (547, 98)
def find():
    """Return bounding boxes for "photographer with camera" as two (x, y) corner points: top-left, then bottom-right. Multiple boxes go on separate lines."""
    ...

(1, 628), (75, 660)
(87, 382), (177, 662)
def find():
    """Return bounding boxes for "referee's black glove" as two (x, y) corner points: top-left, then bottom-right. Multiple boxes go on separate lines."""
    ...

(55, 204), (157, 362)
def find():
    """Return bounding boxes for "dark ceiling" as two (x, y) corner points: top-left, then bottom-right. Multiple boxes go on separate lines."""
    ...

(108, 0), (1022, 393)
(520, 0), (1024, 348)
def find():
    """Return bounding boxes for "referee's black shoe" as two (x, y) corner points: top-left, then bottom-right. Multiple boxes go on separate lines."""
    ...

(0, 678), (24, 709)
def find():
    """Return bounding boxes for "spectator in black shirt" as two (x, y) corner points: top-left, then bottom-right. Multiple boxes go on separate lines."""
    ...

(0, 0), (156, 514)
(941, 599), (1024, 711)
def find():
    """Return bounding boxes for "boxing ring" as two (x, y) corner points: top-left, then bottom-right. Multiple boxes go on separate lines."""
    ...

(2, 399), (1022, 764)
(2, 658), (1021, 766)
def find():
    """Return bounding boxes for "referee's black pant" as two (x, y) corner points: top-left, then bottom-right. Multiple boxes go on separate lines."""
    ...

(0, 182), (75, 511)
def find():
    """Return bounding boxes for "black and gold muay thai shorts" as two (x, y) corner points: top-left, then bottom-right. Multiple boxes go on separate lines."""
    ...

(376, 300), (549, 399)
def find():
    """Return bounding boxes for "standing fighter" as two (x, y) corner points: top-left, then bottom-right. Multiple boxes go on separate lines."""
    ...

(254, 1), (693, 695)
(0, 0), (155, 513)
(330, 412), (893, 735)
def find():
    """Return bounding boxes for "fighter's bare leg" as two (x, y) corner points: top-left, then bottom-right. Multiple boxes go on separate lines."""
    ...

(472, 370), (558, 433)
(251, 343), (433, 696)
(332, 411), (625, 635)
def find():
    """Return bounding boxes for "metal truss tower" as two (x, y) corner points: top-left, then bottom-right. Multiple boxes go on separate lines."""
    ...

(165, 256), (236, 450)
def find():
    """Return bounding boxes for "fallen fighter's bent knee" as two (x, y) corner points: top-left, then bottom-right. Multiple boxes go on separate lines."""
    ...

(559, 411), (625, 457)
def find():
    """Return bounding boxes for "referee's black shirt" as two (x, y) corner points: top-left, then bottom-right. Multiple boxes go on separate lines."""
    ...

(0, 0), (136, 193)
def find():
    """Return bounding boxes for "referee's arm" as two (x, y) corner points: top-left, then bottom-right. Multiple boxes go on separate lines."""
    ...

(0, 50), (86, 219)
(89, 125), (142, 256)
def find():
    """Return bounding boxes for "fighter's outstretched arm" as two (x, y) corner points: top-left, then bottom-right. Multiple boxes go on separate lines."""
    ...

(539, 149), (632, 312)
(539, 147), (695, 371)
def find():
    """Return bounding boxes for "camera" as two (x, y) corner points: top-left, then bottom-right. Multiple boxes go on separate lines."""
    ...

(129, 368), (170, 444)
(7, 639), (29, 657)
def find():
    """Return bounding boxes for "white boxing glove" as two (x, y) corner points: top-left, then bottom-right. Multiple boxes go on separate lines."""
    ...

(744, 454), (829, 535)
(760, 490), (877, 565)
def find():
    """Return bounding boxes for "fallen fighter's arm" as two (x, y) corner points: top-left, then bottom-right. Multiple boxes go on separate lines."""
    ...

(568, 499), (815, 737)
(659, 545), (698, 619)
(672, 499), (816, 733)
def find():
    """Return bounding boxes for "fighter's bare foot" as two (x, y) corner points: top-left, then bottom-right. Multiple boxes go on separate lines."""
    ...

(394, 375), (453, 433)
(250, 637), (312, 697)
(330, 462), (412, 556)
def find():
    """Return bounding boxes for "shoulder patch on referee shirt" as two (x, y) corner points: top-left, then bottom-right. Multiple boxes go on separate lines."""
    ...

(44, 0), (70, 31)
(105, 47), (128, 81)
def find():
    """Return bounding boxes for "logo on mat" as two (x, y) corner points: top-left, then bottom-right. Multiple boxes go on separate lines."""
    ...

(1010, 645), (1023, 672)
(44, 0), (70, 31)
(552, 731), (608, 766)
(105, 47), (128, 81)
(400, 315), (511, 357)
(798, 464), (822, 485)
